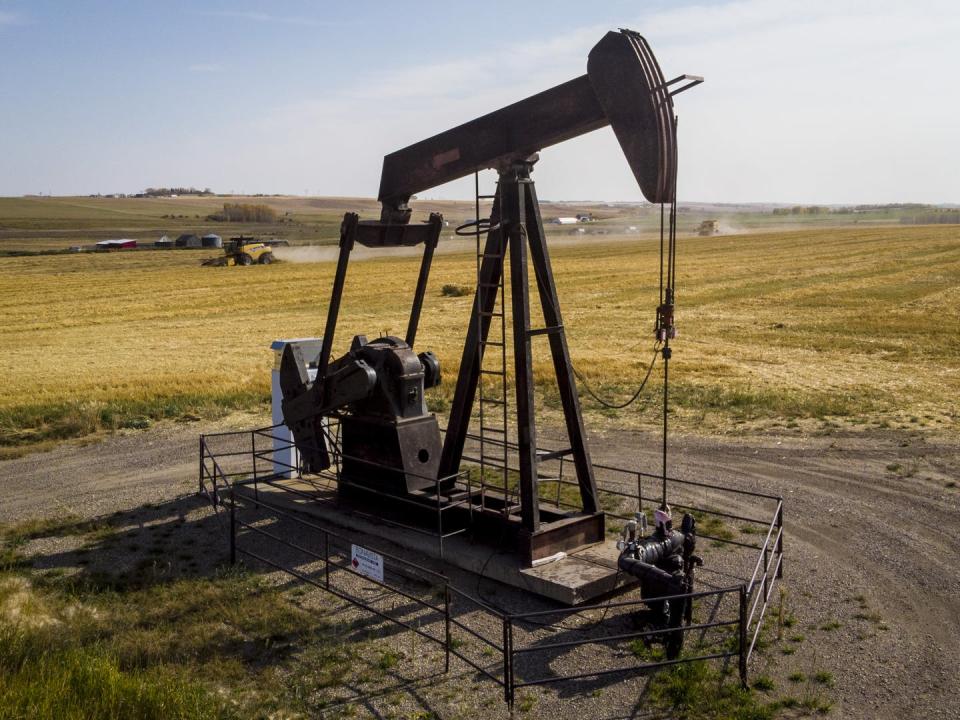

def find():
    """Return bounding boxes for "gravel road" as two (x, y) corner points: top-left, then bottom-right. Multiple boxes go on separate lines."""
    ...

(1, 419), (957, 718)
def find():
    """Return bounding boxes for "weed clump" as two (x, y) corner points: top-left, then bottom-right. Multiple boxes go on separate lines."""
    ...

(441, 284), (471, 297)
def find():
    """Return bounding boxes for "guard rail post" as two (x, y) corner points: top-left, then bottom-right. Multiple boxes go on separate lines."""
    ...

(229, 490), (237, 566)
(738, 584), (748, 687)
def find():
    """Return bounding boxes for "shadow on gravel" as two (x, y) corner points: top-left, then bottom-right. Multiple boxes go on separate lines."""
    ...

(5, 494), (458, 718)
(6, 491), (748, 718)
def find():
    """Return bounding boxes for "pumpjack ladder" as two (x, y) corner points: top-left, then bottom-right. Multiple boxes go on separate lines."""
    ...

(473, 176), (514, 517)
(440, 157), (605, 563)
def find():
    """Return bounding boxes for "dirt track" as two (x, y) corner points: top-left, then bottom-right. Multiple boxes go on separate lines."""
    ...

(1, 419), (958, 719)
(598, 427), (960, 719)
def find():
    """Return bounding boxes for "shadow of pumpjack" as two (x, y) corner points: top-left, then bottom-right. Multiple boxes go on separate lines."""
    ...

(14, 487), (729, 720)
(16, 493), (465, 715)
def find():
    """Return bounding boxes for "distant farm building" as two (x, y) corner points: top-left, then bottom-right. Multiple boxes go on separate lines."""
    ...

(201, 233), (223, 248)
(176, 234), (202, 248)
(155, 235), (173, 248)
(576, 213), (593, 222)
(95, 239), (137, 251)
(553, 217), (579, 225)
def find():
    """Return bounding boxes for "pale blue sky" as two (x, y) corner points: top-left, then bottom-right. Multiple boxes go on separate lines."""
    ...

(1, 1), (957, 203)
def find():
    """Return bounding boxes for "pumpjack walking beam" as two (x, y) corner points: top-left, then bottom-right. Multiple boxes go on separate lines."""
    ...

(376, 30), (699, 223)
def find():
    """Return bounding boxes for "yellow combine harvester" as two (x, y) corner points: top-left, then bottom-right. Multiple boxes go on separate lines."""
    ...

(697, 220), (719, 236)
(202, 236), (284, 266)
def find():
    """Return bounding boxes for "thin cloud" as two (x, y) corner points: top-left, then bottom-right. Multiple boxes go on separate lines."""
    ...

(196, 10), (346, 28)
(0, 11), (23, 26)
(189, 63), (225, 73)
(247, 0), (960, 203)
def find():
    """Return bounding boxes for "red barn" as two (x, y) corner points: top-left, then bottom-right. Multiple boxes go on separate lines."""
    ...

(95, 239), (138, 251)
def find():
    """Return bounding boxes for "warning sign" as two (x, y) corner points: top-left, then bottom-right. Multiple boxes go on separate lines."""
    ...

(350, 544), (384, 583)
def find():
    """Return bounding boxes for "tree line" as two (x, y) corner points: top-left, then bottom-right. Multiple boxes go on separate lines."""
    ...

(141, 187), (214, 197)
(206, 203), (278, 223)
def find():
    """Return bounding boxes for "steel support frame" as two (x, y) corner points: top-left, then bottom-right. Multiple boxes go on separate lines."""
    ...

(316, 213), (358, 384)
(523, 176), (597, 513)
(405, 213), (443, 347)
(505, 164), (540, 530)
(319, 211), (443, 382)
(438, 194), (505, 476)
(440, 159), (600, 534)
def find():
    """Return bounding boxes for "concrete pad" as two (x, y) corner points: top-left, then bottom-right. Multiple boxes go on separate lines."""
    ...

(236, 477), (636, 605)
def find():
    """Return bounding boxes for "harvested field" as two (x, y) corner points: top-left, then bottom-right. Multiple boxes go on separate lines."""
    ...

(1, 223), (957, 454)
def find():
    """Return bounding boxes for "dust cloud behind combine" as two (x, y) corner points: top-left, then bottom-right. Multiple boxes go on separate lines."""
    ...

(272, 237), (476, 264)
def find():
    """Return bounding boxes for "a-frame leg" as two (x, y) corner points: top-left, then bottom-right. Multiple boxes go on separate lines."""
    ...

(506, 175), (540, 532)
(524, 181), (599, 513)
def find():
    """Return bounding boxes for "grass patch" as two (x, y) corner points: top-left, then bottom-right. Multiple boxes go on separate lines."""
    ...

(377, 649), (401, 671)
(752, 676), (775, 692)
(0, 561), (367, 717)
(854, 610), (883, 624)
(628, 640), (666, 662)
(647, 660), (777, 719)
(802, 696), (833, 714)
(668, 381), (885, 422)
(813, 671), (835, 688)
(0, 625), (233, 720)
(517, 693), (537, 713)
(0, 390), (266, 450)
(689, 511), (735, 546)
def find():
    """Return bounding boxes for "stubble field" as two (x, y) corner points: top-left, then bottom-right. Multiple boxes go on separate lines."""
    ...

(1, 218), (957, 456)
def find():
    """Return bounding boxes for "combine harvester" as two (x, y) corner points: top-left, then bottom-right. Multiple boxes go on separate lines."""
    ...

(201, 236), (288, 266)
(199, 29), (785, 709)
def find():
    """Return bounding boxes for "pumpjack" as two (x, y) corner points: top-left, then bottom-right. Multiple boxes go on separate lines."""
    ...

(280, 29), (700, 566)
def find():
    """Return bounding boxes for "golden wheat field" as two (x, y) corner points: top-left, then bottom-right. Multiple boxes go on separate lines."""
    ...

(1, 224), (958, 450)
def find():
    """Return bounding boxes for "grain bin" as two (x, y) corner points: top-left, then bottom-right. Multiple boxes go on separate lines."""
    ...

(175, 234), (201, 248)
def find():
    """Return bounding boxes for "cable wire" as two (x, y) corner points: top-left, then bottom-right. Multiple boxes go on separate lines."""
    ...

(572, 344), (661, 409)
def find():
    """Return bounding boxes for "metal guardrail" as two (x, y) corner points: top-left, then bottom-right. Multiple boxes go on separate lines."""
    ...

(198, 424), (784, 711)
(200, 422), (472, 559)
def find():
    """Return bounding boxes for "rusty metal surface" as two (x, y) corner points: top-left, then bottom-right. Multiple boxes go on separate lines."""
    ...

(377, 29), (687, 218)
(587, 29), (677, 203)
